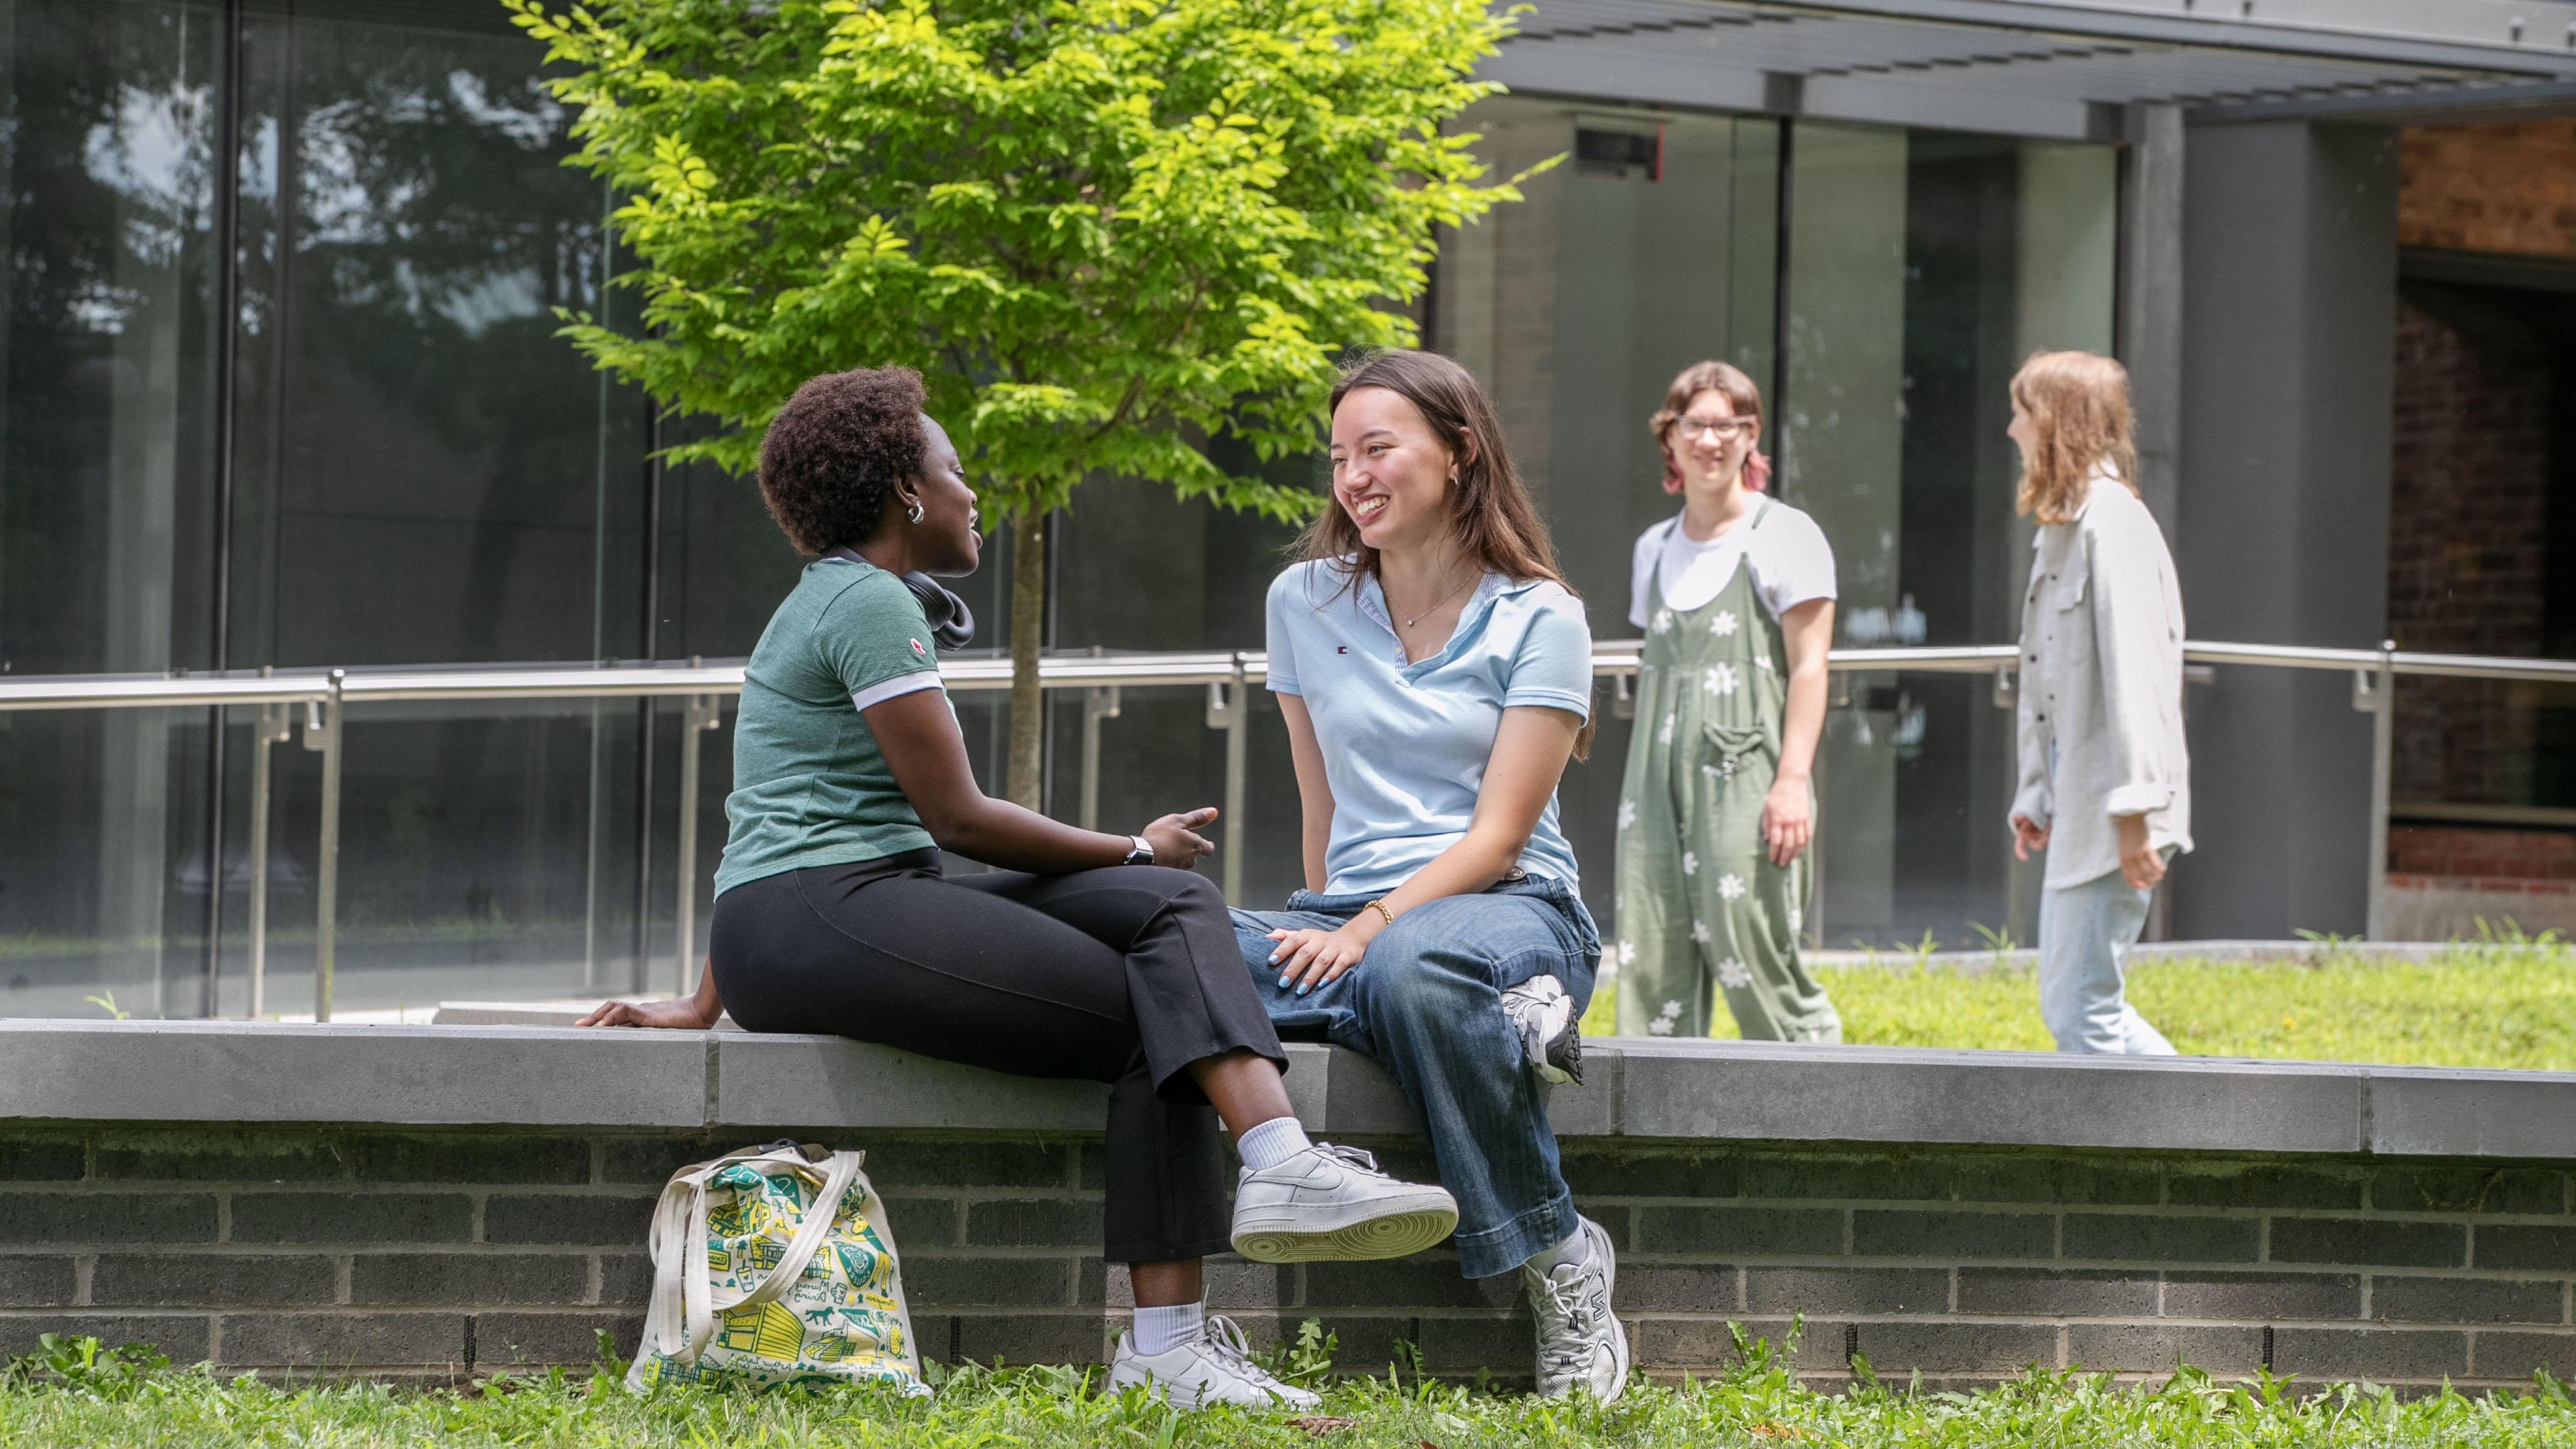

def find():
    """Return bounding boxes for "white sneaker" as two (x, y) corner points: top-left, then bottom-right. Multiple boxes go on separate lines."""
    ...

(1525, 1215), (1627, 1403)
(1501, 974), (1584, 1085)
(1230, 1144), (1459, 1263)
(1107, 1315), (1321, 1411)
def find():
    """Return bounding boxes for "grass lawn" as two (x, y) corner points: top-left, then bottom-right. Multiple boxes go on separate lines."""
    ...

(10, 1338), (2576, 1448)
(1581, 942), (2576, 1070)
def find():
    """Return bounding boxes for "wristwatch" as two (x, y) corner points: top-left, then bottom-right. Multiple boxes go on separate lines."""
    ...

(1124, 835), (1156, 866)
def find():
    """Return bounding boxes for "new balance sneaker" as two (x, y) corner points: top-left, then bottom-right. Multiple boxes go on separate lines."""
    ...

(1230, 1143), (1459, 1263)
(1525, 1215), (1627, 1403)
(1501, 974), (1584, 1085)
(1107, 1315), (1320, 1411)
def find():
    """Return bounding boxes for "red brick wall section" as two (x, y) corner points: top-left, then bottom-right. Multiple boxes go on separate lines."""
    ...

(2399, 122), (2576, 261)
(2388, 825), (2576, 881)
(2386, 286), (2551, 807)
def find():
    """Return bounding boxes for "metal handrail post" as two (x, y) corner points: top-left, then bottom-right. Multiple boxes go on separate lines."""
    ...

(1080, 679), (1121, 832)
(1207, 664), (1248, 903)
(2364, 638), (2396, 940)
(675, 668), (722, 995)
(304, 670), (345, 1022)
(247, 668), (292, 1020)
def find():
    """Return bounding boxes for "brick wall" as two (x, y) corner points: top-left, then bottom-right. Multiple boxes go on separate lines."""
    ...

(2389, 826), (2576, 883)
(2387, 283), (2553, 811)
(2399, 123), (2576, 261)
(4, 1125), (2573, 1391)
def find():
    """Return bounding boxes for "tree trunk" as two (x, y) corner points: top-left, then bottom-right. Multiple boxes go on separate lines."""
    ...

(1007, 507), (1046, 809)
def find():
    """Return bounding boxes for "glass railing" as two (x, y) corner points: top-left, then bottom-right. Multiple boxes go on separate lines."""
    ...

(4, 640), (2570, 1020)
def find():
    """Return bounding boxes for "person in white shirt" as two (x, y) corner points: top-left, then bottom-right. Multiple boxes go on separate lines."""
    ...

(1612, 361), (1842, 1043)
(2005, 351), (2192, 1055)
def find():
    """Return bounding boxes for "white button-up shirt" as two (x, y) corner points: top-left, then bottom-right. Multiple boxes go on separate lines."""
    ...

(2012, 468), (2193, 889)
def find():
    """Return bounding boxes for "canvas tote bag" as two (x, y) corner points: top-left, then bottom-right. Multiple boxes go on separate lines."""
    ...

(628, 1140), (928, 1396)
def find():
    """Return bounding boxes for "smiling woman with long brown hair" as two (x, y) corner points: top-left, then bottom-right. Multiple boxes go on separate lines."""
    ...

(1227, 348), (1628, 1405)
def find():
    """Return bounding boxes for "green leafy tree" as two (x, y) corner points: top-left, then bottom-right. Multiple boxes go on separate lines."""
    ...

(507, 0), (1537, 804)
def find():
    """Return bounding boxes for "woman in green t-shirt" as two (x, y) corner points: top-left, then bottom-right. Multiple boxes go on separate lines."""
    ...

(582, 367), (1452, 1412)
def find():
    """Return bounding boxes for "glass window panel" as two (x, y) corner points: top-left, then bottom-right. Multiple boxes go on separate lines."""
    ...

(1788, 126), (2115, 949)
(228, 0), (640, 669)
(1431, 96), (1781, 921)
(213, 0), (656, 1013)
(0, 0), (224, 1018)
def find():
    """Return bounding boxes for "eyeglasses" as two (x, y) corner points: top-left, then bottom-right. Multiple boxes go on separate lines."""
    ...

(1671, 416), (1757, 440)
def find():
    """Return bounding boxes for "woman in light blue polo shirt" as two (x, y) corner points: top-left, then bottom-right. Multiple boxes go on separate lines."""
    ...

(1230, 349), (1626, 1404)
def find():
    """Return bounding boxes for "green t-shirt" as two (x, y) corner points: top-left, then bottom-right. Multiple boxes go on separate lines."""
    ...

(714, 558), (944, 895)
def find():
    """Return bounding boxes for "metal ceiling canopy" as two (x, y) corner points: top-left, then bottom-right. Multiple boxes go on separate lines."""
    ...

(1480, 0), (2576, 139)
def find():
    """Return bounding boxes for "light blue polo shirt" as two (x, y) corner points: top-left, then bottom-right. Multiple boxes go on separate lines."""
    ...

(1265, 559), (1595, 897)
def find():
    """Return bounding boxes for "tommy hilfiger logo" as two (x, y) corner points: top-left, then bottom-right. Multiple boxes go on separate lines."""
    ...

(1336, 645), (1350, 654)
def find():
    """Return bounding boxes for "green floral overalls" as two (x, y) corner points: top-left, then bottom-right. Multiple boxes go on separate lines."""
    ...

(1612, 501), (1842, 1042)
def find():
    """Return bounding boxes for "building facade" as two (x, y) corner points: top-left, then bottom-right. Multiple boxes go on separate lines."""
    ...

(6, 0), (2574, 1018)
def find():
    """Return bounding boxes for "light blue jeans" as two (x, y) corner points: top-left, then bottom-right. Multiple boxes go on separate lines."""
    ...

(2037, 855), (2177, 1055)
(1231, 875), (1599, 1279)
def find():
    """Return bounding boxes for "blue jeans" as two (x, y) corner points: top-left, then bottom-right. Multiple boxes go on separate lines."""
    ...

(2037, 855), (2177, 1055)
(1231, 875), (1600, 1279)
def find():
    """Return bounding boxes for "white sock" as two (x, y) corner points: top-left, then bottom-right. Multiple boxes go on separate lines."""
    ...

(1527, 1220), (1592, 1275)
(1131, 1299), (1205, 1357)
(1235, 1115), (1312, 1173)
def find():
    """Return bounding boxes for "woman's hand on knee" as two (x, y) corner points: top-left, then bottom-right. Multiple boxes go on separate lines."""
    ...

(1265, 922), (1373, 996)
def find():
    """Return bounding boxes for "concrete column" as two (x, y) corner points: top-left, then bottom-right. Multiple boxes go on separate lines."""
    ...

(2119, 103), (2185, 537)
(2172, 120), (2397, 940)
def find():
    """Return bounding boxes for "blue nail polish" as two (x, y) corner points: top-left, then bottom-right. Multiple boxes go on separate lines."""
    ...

(1296, 984), (1311, 997)
(1275, 975), (1291, 989)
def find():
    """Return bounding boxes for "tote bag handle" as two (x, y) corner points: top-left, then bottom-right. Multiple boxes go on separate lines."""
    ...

(642, 1146), (864, 1367)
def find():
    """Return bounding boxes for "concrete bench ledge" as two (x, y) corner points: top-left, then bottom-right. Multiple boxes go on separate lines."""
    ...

(8, 1018), (2574, 1161)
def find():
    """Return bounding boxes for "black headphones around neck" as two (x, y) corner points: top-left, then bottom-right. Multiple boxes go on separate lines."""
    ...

(824, 548), (977, 652)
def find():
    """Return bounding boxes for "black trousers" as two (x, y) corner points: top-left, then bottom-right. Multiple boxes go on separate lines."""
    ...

(710, 853), (1286, 1263)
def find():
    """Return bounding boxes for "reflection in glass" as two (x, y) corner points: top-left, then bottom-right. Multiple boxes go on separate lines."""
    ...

(0, 0), (223, 1018)
(1788, 126), (2115, 949)
(1433, 97), (1780, 922)
(207, 0), (684, 1013)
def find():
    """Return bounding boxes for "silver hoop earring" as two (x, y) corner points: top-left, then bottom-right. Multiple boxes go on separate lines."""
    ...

(906, 500), (926, 525)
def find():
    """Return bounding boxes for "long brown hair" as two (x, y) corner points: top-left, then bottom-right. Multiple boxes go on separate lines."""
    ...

(1294, 348), (1594, 758)
(1649, 360), (1770, 495)
(2012, 351), (2139, 524)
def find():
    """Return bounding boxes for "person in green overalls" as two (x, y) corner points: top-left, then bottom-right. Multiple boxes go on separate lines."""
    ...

(1613, 361), (1842, 1042)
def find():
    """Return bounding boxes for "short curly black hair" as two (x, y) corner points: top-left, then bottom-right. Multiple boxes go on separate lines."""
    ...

(756, 366), (929, 556)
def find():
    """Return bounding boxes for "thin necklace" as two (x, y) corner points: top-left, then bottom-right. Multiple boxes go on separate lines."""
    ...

(1393, 567), (1478, 628)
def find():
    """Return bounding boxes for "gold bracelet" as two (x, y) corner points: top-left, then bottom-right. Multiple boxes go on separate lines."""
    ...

(1362, 899), (1397, 930)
